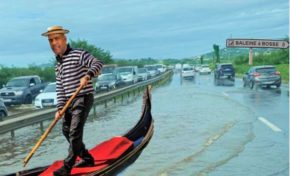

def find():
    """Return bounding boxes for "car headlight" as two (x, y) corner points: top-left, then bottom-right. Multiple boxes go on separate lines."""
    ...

(15, 91), (23, 96)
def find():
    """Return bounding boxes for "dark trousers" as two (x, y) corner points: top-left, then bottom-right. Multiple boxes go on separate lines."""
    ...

(62, 94), (94, 168)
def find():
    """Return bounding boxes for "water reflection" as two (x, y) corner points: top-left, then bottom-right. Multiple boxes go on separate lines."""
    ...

(0, 73), (287, 176)
(179, 74), (196, 86)
(214, 78), (235, 87)
(247, 87), (282, 102)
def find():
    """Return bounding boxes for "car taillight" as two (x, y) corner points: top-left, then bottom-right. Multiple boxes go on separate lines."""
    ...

(253, 72), (260, 77)
(275, 71), (280, 75)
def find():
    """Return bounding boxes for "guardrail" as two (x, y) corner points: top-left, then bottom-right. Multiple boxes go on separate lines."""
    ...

(0, 70), (173, 136)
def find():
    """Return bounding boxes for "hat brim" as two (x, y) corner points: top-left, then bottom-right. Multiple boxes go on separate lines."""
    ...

(41, 29), (69, 36)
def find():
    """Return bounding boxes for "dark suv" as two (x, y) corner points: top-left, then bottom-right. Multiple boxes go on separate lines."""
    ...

(214, 63), (235, 85)
(242, 65), (281, 89)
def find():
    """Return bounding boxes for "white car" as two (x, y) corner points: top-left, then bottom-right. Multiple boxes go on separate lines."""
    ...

(34, 82), (57, 109)
(137, 68), (149, 81)
(181, 67), (195, 79)
(199, 65), (211, 75)
(194, 65), (202, 72)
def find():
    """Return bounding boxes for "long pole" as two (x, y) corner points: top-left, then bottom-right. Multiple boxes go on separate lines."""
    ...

(23, 84), (84, 167)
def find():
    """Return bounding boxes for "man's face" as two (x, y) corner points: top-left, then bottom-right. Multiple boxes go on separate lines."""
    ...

(48, 33), (67, 56)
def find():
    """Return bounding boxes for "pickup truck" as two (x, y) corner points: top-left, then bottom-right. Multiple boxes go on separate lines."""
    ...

(0, 75), (46, 105)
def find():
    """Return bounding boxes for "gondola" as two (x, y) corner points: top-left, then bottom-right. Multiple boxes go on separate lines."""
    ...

(6, 86), (154, 176)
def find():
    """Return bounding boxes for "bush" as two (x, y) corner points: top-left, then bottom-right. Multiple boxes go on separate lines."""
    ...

(233, 49), (289, 65)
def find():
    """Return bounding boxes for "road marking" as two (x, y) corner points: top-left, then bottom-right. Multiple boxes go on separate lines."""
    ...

(222, 92), (229, 97)
(258, 117), (282, 132)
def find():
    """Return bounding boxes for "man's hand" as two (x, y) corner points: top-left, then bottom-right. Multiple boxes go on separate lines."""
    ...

(80, 75), (90, 87)
(55, 110), (62, 120)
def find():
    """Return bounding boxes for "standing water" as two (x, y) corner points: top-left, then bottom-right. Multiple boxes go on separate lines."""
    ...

(0, 73), (287, 176)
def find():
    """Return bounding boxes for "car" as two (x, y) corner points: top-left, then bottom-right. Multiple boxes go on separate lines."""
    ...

(137, 68), (149, 81)
(181, 66), (195, 79)
(242, 65), (281, 89)
(194, 65), (202, 72)
(95, 73), (118, 91)
(0, 75), (46, 105)
(144, 65), (159, 78)
(199, 65), (211, 75)
(34, 82), (57, 109)
(214, 63), (235, 85)
(101, 64), (118, 75)
(0, 98), (8, 121)
(155, 64), (167, 73)
(115, 66), (138, 84)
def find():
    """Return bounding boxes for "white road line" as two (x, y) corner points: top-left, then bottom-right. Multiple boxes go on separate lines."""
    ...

(222, 92), (229, 97)
(258, 117), (282, 132)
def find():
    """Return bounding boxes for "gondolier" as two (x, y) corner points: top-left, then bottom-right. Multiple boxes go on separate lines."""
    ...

(42, 26), (103, 176)
(9, 86), (154, 175)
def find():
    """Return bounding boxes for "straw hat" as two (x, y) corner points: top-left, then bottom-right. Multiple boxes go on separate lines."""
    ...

(41, 26), (69, 36)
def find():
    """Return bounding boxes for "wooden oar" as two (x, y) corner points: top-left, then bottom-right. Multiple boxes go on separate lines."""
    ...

(23, 84), (85, 167)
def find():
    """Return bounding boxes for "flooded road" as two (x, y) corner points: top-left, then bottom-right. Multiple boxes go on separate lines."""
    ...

(0, 72), (288, 176)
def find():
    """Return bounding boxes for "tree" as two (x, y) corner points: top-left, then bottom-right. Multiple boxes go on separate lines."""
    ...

(200, 56), (204, 64)
(70, 39), (113, 64)
(213, 44), (220, 63)
(0, 65), (56, 88)
(114, 57), (158, 67)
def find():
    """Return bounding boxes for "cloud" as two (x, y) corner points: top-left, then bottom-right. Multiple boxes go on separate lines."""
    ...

(0, 0), (288, 66)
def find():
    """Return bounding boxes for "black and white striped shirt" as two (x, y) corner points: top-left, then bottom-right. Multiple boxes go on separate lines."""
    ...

(55, 45), (103, 110)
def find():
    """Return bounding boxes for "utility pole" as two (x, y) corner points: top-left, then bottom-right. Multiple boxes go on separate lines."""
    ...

(249, 48), (253, 65)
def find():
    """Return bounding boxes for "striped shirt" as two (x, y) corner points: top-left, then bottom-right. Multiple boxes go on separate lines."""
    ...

(55, 45), (103, 110)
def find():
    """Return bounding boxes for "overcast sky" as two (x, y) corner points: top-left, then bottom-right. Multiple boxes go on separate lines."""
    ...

(0, 0), (288, 67)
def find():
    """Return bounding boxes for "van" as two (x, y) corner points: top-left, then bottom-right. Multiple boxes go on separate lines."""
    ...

(144, 65), (158, 78)
(101, 64), (118, 75)
(155, 64), (167, 73)
(115, 66), (138, 84)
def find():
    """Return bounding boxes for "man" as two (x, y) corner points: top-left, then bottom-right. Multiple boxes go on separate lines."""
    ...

(42, 26), (103, 176)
